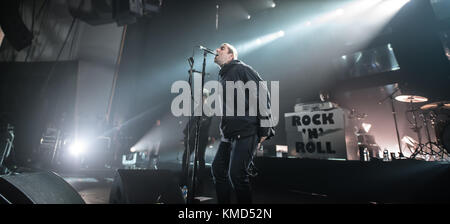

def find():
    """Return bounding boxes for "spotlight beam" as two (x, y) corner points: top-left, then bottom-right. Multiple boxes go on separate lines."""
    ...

(236, 30), (285, 55)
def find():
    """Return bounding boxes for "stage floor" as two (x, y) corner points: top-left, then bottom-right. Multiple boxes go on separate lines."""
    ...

(58, 157), (450, 204)
(60, 161), (350, 204)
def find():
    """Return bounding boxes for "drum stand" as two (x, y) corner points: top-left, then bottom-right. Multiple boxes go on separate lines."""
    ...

(389, 89), (405, 158)
(407, 103), (425, 158)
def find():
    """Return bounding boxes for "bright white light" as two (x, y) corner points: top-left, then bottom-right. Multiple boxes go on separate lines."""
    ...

(335, 8), (344, 16)
(130, 146), (136, 152)
(379, 0), (410, 12)
(271, 2), (276, 8)
(285, 0), (383, 36)
(69, 140), (86, 156)
(355, 52), (362, 62)
(402, 136), (417, 148)
(236, 30), (286, 55)
(256, 30), (285, 43)
(314, 8), (346, 24)
(247, 15), (251, 20)
(276, 145), (288, 153)
(362, 123), (372, 133)
(341, 55), (347, 60)
(347, 0), (382, 13)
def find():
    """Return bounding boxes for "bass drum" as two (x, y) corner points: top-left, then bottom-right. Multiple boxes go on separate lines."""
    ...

(435, 120), (450, 153)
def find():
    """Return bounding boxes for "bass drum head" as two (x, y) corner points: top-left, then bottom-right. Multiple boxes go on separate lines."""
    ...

(436, 121), (450, 153)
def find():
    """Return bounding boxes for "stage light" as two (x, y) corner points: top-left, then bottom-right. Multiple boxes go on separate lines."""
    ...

(276, 145), (288, 153)
(276, 145), (288, 158)
(247, 15), (251, 20)
(362, 123), (372, 133)
(388, 43), (393, 51)
(130, 146), (137, 152)
(69, 140), (86, 156)
(271, 2), (276, 8)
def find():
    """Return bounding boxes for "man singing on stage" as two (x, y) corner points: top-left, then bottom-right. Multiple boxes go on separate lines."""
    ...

(211, 43), (275, 204)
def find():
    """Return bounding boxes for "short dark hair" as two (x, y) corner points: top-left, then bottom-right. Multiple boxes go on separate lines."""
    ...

(223, 43), (238, 60)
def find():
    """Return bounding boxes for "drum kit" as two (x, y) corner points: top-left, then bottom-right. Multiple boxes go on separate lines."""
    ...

(394, 95), (450, 161)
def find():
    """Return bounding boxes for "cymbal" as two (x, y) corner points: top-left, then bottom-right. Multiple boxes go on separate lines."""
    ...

(395, 95), (428, 103)
(420, 101), (450, 110)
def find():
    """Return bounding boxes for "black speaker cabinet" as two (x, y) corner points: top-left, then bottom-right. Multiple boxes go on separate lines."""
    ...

(109, 169), (184, 204)
(0, 171), (85, 204)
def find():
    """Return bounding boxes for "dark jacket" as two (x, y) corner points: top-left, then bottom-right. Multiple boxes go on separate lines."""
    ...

(219, 60), (275, 140)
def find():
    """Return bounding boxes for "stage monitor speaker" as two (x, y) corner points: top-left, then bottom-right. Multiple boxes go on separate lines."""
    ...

(109, 169), (184, 204)
(0, 171), (85, 204)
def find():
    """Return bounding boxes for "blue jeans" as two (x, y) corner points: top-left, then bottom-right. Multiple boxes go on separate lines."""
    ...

(211, 134), (258, 204)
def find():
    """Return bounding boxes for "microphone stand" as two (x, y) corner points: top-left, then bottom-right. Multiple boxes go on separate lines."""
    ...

(186, 51), (208, 204)
(184, 56), (195, 203)
(379, 87), (405, 158)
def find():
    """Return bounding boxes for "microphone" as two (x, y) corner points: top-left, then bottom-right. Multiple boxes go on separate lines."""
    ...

(197, 45), (217, 56)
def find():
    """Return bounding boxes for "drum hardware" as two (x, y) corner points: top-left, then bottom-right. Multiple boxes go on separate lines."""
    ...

(408, 105), (450, 161)
(402, 97), (425, 159)
(393, 94), (432, 159)
(348, 108), (368, 120)
(424, 101), (450, 154)
(423, 101), (450, 155)
(378, 90), (421, 159)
